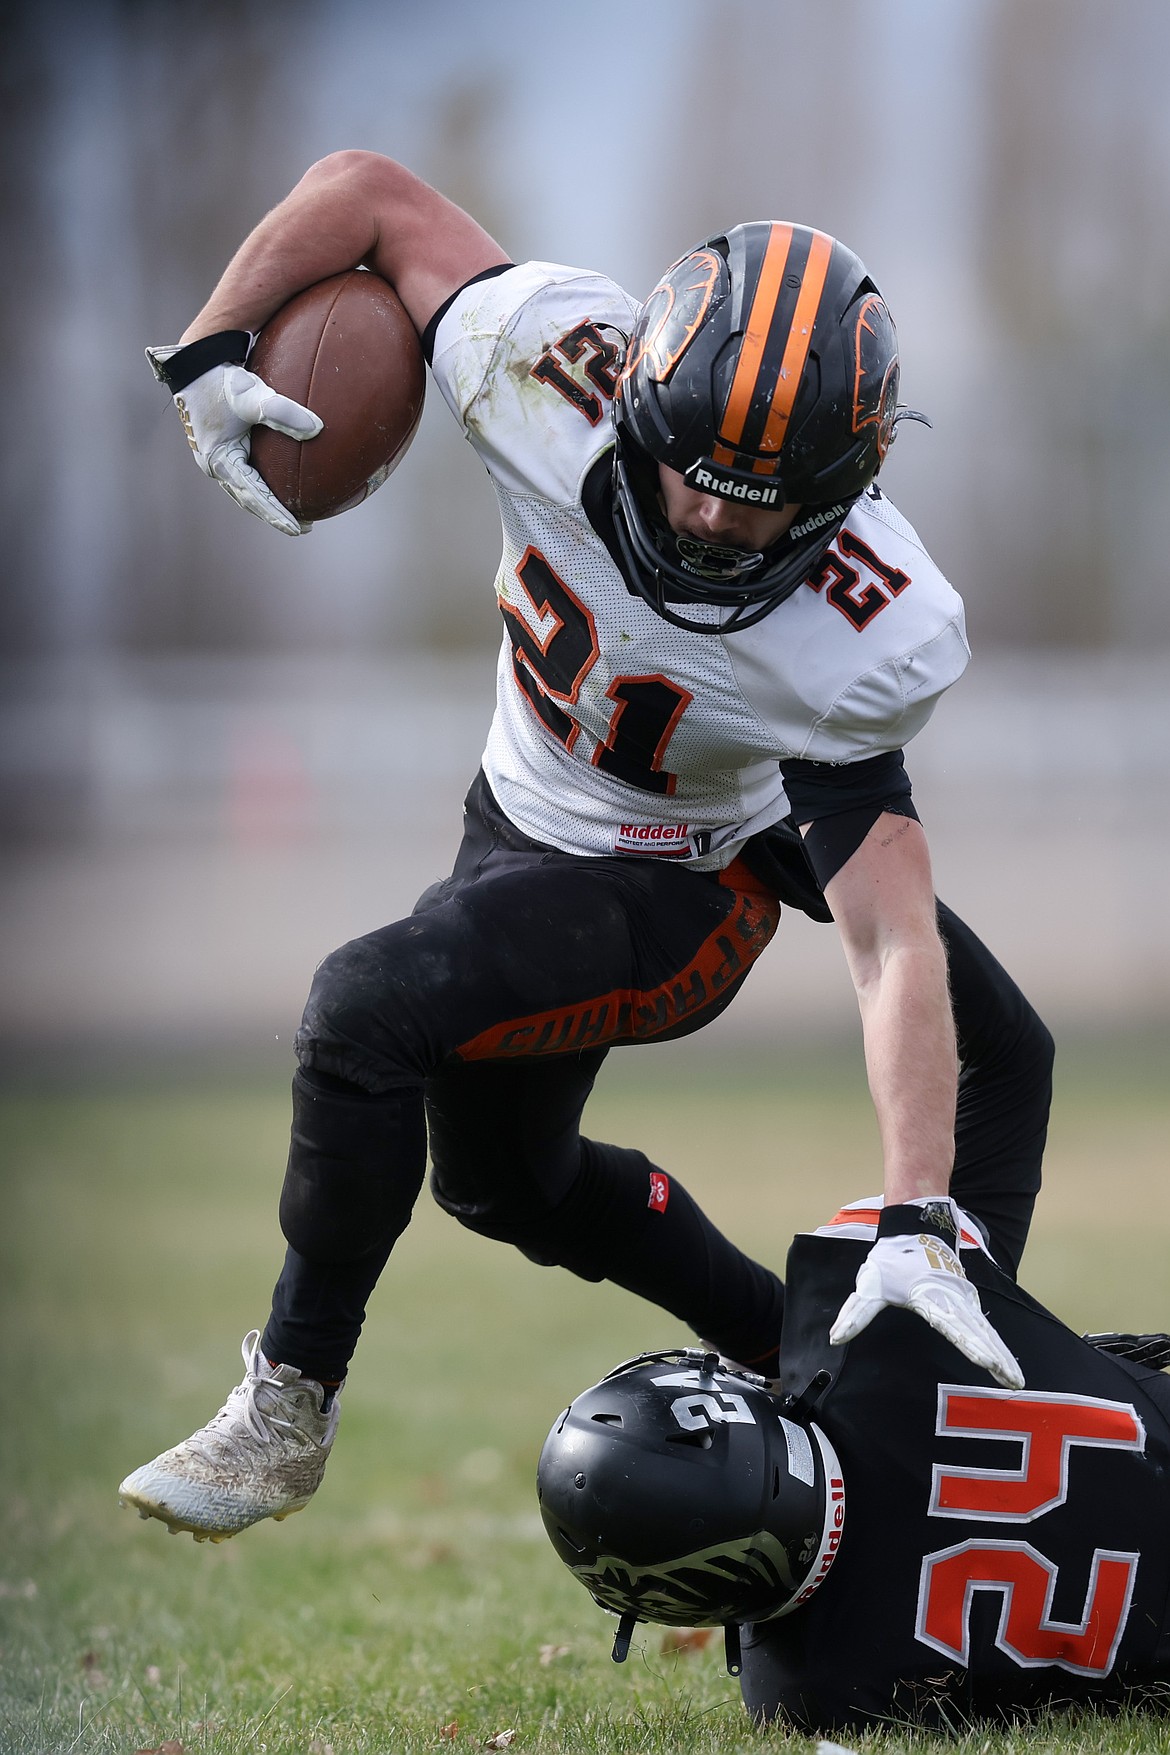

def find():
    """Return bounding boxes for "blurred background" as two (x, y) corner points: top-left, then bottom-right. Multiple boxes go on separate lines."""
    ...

(3, 0), (1170, 1070)
(4, 14), (1169, 1739)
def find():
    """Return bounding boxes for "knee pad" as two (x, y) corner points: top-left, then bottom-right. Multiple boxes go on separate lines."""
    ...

(425, 1056), (601, 1255)
(294, 927), (434, 1093)
(279, 1069), (428, 1264)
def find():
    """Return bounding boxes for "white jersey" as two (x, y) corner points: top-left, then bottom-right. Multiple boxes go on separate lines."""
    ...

(429, 262), (969, 871)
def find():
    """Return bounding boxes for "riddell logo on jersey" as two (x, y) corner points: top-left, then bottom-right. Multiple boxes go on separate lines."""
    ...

(647, 1172), (670, 1213)
(787, 502), (848, 540)
(615, 822), (690, 856)
(689, 467), (781, 506)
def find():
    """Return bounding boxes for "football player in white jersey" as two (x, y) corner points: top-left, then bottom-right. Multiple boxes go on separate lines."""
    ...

(120, 153), (1054, 1542)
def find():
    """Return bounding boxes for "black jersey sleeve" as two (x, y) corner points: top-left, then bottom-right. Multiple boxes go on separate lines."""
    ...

(778, 748), (914, 821)
(778, 750), (918, 888)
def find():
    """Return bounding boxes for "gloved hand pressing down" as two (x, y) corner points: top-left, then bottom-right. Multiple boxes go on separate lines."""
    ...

(147, 332), (322, 536)
(830, 1196), (1024, 1391)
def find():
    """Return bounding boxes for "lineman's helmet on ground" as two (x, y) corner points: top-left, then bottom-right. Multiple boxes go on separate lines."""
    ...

(612, 222), (922, 632)
(537, 1350), (844, 1651)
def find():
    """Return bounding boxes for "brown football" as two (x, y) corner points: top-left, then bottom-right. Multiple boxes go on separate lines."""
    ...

(248, 269), (425, 521)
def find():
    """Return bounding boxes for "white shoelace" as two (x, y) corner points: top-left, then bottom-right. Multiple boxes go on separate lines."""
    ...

(187, 1330), (303, 1458)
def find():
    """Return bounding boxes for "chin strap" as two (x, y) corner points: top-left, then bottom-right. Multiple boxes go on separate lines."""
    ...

(611, 1614), (743, 1677)
(611, 1612), (637, 1663)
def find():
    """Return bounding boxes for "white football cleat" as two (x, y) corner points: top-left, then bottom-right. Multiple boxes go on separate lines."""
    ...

(118, 1330), (340, 1542)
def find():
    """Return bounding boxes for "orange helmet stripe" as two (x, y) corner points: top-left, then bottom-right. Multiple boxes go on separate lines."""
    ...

(714, 223), (795, 464)
(755, 227), (835, 470)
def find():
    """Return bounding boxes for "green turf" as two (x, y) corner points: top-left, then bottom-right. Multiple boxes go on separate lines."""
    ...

(2, 1037), (1169, 1753)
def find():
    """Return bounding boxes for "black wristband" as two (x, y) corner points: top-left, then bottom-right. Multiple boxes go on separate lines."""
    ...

(877, 1199), (958, 1247)
(153, 330), (253, 394)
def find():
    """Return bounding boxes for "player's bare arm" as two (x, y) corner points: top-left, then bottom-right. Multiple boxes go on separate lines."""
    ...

(180, 151), (509, 344)
(815, 812), (1023, 1389)
(819, 810), (957, 1205)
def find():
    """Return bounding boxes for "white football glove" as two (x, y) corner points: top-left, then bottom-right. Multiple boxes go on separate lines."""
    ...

(147, 343), (323, 536)
(829, 1197), (1024, 1391)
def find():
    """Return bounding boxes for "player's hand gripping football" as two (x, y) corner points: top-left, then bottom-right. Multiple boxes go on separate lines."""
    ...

(830, 1197), (1025, 1391)
(146, 345), (322, 536)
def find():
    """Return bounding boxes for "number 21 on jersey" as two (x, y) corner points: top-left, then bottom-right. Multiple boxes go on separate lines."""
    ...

(915, 1386), (1145, 1676)
(500, 546), (691, 796)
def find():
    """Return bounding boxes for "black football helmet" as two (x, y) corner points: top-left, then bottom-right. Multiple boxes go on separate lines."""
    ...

(612, 221), (923, 633)
(537, 1350), (844, 1669)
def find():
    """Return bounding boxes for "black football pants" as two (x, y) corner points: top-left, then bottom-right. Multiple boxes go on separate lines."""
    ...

(261, 773), (1053, 1382)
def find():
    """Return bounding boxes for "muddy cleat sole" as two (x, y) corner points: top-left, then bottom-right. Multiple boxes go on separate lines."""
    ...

(120, 1494), (309, 1543)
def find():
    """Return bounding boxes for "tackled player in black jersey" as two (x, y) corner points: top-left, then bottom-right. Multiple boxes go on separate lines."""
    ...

(741, 1206), (1170, 1729)
(539, 1195), (1170, 1733)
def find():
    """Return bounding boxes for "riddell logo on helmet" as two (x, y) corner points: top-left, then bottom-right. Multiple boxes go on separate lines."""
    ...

(792, 1476), (846, 1606)
(690, 467), (781, 506)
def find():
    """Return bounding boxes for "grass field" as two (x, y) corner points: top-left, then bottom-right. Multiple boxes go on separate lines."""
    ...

(2, 1033), (1169, 1754)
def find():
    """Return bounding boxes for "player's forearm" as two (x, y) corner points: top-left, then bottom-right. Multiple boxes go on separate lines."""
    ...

(818, 813), (957, 1205)
(855, 938), (958, 1204)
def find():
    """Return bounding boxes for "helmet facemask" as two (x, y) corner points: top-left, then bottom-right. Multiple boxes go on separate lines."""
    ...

(612, 430), (853, 633)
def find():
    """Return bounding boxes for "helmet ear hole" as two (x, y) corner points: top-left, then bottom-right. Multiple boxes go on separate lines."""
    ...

(665, 1427), (714, 1450)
